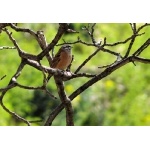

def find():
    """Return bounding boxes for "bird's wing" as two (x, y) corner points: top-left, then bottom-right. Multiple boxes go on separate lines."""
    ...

(50, 51), (61, 68)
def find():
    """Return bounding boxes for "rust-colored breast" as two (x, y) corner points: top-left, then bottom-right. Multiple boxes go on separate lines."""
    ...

(55, 50), (72, 70)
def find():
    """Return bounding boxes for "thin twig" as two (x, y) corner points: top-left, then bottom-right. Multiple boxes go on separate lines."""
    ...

(29, 120), (43, 123)
(98, 53), (123, 68)
(74, 46), (103, 74)
(0, 100), (31, 126)
(0, 46), (16, 50)
(105, 33), (144, 47)
(133, 38), (150, 56)
(74, 45), (119, 74)
(37, 23), (69, 60)
(9, 23), (37, 39)
(136, 23), (150, 33)
(0, 60), (30, 125)
(124, 23), (137, 58)
(4, 28), (38, 61)
(57, 37), (95, 46)
(16, 83), (57, 100)
(66, 72), (96, 80)
(0, 75), (6, 81)
(44, 55), (150, 125)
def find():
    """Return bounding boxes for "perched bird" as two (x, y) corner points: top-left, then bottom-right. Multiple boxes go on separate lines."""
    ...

(47, 44), (72, 80)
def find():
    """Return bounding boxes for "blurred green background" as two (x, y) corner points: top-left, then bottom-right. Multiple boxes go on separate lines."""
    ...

(0, 23), (150, 126)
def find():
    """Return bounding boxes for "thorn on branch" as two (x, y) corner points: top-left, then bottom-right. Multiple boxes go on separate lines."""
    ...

(129, 57), (136, 66)
(103, 37), (107, 45)
(62, 39), (66, 43)
(77, 36), (80, 41)
(0, 75), (6, 80)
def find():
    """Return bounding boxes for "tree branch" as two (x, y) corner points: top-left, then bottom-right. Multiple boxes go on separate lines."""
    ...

(74, 46), (104, 73)
(0, 46), (16, 50)
(4, 28), (38, 60)
(44, 55), (150, 125)
(133, 38), (150, 56)
(1, 23), (150, 126)
(0, 100), (31, 126)
(0, 60), (31, 125)
(37, 23), (69, 60)
(54, 77), (74, 126)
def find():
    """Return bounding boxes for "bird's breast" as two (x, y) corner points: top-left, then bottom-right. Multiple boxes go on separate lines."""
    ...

(55, 51), (72, 70)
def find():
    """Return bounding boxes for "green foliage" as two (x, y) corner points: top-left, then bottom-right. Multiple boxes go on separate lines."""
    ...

(1, 23), (150, 126)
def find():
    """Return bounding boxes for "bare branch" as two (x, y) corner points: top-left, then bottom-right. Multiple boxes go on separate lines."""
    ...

(0, 23), (10, 30)
(74, 46), (103, 73)
(9, 23), (37, 38)
(98, 53), (123, 68)
(37, 30), (52, 65)
(0, 46), (16, 50)
(67, 28), (79, 33)
(4, 28), (38, 61)
(123, 23), (137, 58)
(9, 23), (53, 62)
(136, 23), (150, 33)
(0, 82), (16, 92)
(44, 88), (58, 100)
(133, 38), (150, 56)
(133, 56), (150, 63)
(28, 120), (43, 123)
(74, 45), (120, 74)
(44, 104), (64, 126)
(82, 23), (101, 46)
(105, 32), (144, 47)
(57, 37), (95, 46)
(101, 47), (120, 56)
(54, 77), (74, 126)
(0, 100), (31, 126)
(66, 72), (96, 80)
(37, 23), (69, 60)
(0, 75), (6, 81)
(16, 82), (57, 100)
(0, 59), (26, 93)
(103, 24), (149, 48)
(0, 60), (29, 125)
(130, 23), (136, 33)
(25, 59), (73, 79)
(1, 23), (150, 126)
(44, 55), (150, 125)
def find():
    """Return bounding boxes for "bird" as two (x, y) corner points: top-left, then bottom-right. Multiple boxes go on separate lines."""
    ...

(47, 44), (72, 80)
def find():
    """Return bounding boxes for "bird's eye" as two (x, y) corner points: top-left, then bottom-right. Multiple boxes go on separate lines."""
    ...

(62, 45), (72, 50)
(68, 45), (72, 48)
